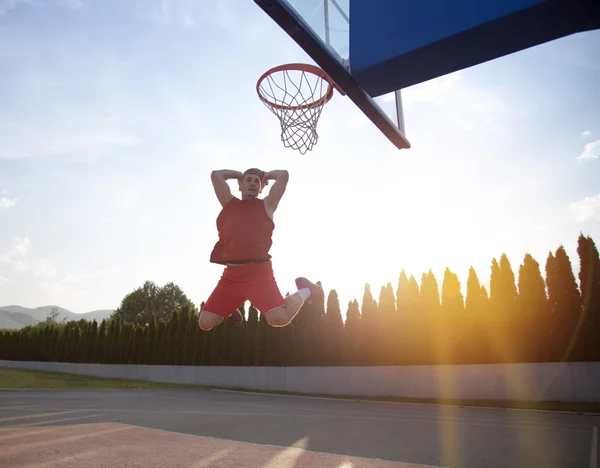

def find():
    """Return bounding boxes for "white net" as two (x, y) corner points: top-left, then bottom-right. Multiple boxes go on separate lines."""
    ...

(258, 66), (334, 154)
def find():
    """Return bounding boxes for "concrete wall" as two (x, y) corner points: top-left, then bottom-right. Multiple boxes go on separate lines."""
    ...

(2, 360), (599, 403)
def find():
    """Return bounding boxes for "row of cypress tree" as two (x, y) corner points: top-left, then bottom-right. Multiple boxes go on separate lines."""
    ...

(1, 233), (598, 366)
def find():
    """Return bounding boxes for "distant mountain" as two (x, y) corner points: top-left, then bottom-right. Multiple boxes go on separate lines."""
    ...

(0, 305), (114, 330)
(0, 310), (39, 330)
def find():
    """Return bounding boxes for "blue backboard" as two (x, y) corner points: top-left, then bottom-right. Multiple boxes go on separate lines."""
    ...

(254, 0), (599, 150)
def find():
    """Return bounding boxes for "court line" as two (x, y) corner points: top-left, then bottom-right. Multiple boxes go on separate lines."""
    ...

(211, 389), (598, 415)
(0, 406), (588, 433)
(591, 426), (598, 468)
(0, 405), (40, 410)
(0, 411), (84, 423)
(155, 394), (594, 429)
(11, 413), (109, 428)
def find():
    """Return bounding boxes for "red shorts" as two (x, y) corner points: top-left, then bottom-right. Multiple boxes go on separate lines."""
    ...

(202, 261), (285, 317)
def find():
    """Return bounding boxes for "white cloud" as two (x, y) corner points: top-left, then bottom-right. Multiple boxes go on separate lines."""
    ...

(33, 259), (57, 280)
(0, 32), (150, 162)
(0, 275), (10, 285)
(183, 13), (194, 28)
(0, 0), (83, 16)
(12, 237), (30, 256)
(147, 0), (170, 25)
(145, 0), (197, 28)
(402, 71), (463, 108)
(398, 70), (512, 133)
(0, 117), (142, 161)
(577, 140), (600, 161)
(57, 0), (84, 10)
(0, 236), (30, 271)
(114, 186), (143, 211)
(64, 270), (92, 283)
(141, 0), (261, 37)
(0, 0), (37, 16)
(0, 239), (59, 284)
(582, 130), (591, 137)
(568, 194), (600, 222)
(64, 266), (118, 284)
(0, 196), (17, 210)
(42, 280), (65, 298)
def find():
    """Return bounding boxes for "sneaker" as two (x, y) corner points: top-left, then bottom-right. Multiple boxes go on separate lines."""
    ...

(228, 309), (245, 328)
(295, 277), (324, 304)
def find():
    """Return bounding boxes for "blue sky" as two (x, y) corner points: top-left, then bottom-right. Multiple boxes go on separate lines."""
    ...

(0, 0), (599, 316)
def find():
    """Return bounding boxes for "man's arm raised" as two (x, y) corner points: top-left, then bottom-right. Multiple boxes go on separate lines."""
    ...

(264, 169), (289, 215)
(211, 169), (242, 207)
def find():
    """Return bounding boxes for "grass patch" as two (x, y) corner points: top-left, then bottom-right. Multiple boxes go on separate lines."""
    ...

(1, 366), (598, 413)
(0, 367), (208, 390)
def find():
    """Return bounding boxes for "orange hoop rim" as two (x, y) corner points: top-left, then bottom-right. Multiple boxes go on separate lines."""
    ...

(256, 63), (344, 111)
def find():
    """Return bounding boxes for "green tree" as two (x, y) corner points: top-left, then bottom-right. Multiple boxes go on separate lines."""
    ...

(120, 322), (134, 364)
(96, 319), (106, 363)
(42, 307), (63, 328)
(440, 267), (465, 364)
(243, 305), (259, 366)
(488, 255), (519, 363)
(464, 267), (487, 363)
(77, 321), (90, 363)
(324, 289), (344, 365)
(398, 273), (421, 365)
(165, 310), (180, 365)
(190, 309), (204, 366)
(144, 313), (158, 364)
(109, 315), (123, 364)
(499, 254), (519, 361)
(419, 271), (440, 364)
(343, 299), (361, 365)
(546, 246), (581, 362)
(88, 320), (98, 363)
(361, 283), (378, 365)
(377, 282), (397, 365)
(256, 312), (269, 366)
(113, 280), (196, 326)
(517, 253), (548, 362)
(575, 234), (600, 361)
(155, 319), (168, 365)
(309, 281), (327, 365)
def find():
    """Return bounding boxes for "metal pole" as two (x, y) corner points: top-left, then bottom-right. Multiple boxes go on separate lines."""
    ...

(395, 90), (406, 136)
(330, 0), (349, 23)
(324, 0), (330, 46)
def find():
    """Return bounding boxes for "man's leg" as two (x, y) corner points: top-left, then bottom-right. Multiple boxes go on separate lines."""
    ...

(198, 310), (225, 331)
(256, 276), (324, 327)
(199, 271), (245, 331)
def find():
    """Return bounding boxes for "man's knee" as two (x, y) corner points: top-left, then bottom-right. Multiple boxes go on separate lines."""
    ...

(198, 310), (223, 331)
(264, 307), (289, 327)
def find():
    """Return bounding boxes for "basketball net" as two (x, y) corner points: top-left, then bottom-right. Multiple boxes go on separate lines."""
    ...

(257, 64), (342, 155)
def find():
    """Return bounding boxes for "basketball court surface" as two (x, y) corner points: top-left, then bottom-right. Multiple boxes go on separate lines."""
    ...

(1, 389), (598, 467)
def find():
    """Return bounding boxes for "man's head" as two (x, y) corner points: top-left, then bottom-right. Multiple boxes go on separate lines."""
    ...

(239, 168), (265, 199)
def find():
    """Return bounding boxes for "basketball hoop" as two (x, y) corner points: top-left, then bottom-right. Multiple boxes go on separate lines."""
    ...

(257, 63), (344, 154)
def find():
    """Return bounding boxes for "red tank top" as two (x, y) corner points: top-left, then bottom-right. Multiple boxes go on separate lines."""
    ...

(210, 197), (275, 265)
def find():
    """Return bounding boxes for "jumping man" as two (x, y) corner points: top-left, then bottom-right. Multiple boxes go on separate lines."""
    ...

(198, 168), (324, 331)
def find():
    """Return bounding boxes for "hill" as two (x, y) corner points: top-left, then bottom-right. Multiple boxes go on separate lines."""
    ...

(0, 310), (38, 330)
(0, 305), (114, 330)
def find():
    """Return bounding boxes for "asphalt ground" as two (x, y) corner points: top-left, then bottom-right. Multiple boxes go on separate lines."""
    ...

(0, 389), (598, 467)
